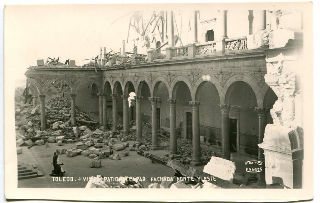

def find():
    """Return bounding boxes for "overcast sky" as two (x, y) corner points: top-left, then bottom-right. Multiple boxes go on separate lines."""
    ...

(4, 4), (281, 88)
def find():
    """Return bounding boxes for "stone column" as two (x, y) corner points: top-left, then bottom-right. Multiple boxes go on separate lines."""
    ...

(70, 94), (76, 126)
(193, 10), (198, 43)
(256, 107), (267, 184)
(149, 97), (159, 150)
(169, 99), (177, 154)
(189, 101), (201, 165)
(248, 10), (254, 35)
(39, 95), (46, 130)
(111, 94), (118, 132)
(135, 96), (142, 143)
(122, 95), (129, 136)
(220, 104), (230, 160)
(102, 94), (108, 130)
(216, 10), (228, 53)
(32, 95), (38, 107)
(256, 108), (267, 159)
(98, 94), (103, 127)
(169, 11), (175, 47)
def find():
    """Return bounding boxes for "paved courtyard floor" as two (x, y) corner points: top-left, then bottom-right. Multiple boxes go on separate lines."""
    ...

(18, 143), (174, 188)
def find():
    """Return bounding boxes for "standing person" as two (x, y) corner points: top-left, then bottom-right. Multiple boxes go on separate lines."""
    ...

(52, 152), (58, 175)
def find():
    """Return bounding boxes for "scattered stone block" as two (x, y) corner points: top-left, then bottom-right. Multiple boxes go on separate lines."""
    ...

(52, 121), (60, 130)
(113, 143), (126, 151)
(17, 148), (22, 154)
(82, 150), (90, 156)
(85, 140), (94, 147)
(57, 140), (63, 146)
(16, 139), (24, 146)
(94, 143), (104, 148)
(47, 137), (56, 143)
(73, 127), (79, 137)
(79, 126), (87, 131)
(122, 151), (129, 157)
(35, 139), (45, 145)
(24, 139), (33, 146)
(203, 156), (236, 181)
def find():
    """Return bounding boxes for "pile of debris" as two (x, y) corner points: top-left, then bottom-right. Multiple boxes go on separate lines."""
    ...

(15, 96), (98, 148)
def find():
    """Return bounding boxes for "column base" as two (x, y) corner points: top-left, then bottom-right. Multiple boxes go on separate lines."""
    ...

(190, 160), (202, 166)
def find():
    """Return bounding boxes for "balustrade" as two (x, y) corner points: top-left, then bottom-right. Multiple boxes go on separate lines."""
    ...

(225, 37), (248, 51)
(195, 42), (217, 56)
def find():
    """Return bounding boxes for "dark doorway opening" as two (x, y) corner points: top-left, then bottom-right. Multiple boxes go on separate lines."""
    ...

(186, 112), (192, 140)
(229, 118), (238, 152)
(205, 30), (214, 42)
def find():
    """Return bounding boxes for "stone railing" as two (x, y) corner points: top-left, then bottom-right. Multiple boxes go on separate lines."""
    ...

(195, 41), (217, 56)
(174, 46), (188, 57)
(225, 37), (248, 51)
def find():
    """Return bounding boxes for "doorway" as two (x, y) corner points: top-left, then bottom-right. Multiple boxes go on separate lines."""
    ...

(186, 112), (192, 140)
(229, 118), (238, 152)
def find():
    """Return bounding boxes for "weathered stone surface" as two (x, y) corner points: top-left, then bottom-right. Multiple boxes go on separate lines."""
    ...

(17, 148), (22, 154)
(35, 139), (45, 145)
(52, 121), (61, 130)
(16, 139), (24, 146)
(94, 143), (104, 148)
(73, 127), (79, 137)
(203, 156), (236, 181)
(52, 130), (62, 137)
(57, 140), (63, 146)
(47, 137), (56, 143)
(76, 142), (88, 150)
(79, 126), (87, 131)
(24, 139), (33, 146)
(56, 136), (65, 141)
(85, 140), (94, 147)
(113, 143), (126, 151)
(110, 153), (121, 160)
(83, 128), (93, 136)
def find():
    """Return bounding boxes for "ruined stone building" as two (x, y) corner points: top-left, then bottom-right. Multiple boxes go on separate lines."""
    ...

(25, 9), (305, 188)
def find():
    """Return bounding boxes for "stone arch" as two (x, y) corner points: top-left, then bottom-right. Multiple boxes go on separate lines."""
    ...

(124, 80), (136, 96)
(152, 76), (171, 98)
(171, 76), (193, 100)
(103, 80), (112, 95)
(137, 80), (152, 97)
(90, 82), (99, 96)
(222, 74), (260, 106)
(28, 78), (41, 95)
(113, 81), (123, 95)
(194, 77), (222, 102)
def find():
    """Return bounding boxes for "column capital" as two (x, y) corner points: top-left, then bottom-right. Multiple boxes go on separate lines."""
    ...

(189, 101), (200, 106)
(111, 93), (118, 99)
(149, 97), (160, 103)
(168, 99), (176, 104)
(220, 104), (230, 114)
(255, 107), (268, 117)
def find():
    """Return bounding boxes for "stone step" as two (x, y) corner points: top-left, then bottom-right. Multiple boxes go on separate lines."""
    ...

(19, 170), (38, 176)
(18, 168), (33, 173)
(18, 173), (39, 180)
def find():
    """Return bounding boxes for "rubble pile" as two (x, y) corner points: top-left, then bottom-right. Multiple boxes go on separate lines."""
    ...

(175, 139), (218, 165)
(15, 96), (98, 147)
(61, 126), (145, 164)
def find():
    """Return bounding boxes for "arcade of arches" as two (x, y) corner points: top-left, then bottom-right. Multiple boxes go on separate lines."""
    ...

(29, 73), (277, 166)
